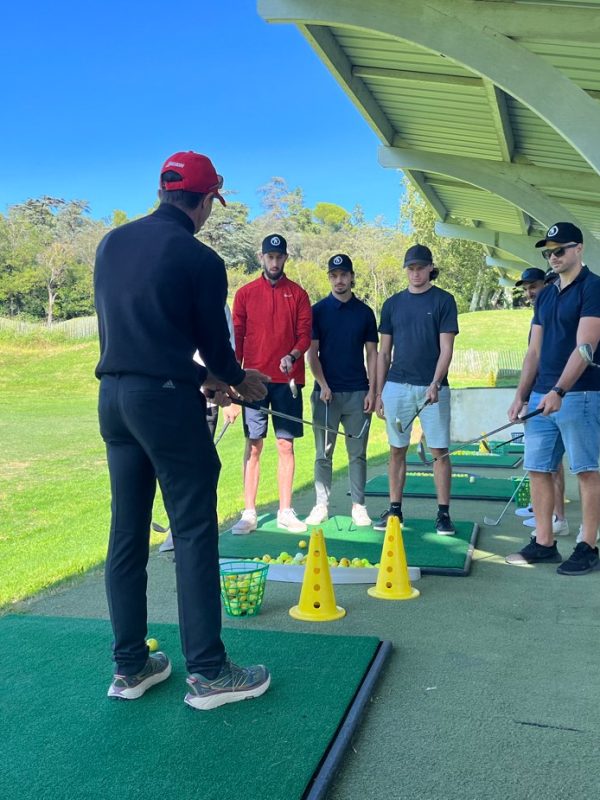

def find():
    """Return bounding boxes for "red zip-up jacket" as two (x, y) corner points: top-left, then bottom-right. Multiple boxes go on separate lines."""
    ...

(233, 273), (312, 384)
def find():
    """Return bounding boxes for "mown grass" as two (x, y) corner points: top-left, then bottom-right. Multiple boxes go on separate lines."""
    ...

(0, 307), (531, 609)
(0, 335), (390, 609)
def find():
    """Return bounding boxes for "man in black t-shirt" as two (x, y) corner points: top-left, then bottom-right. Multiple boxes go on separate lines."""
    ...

(374, 244), (459, 534)
(305, 254), (379, 527)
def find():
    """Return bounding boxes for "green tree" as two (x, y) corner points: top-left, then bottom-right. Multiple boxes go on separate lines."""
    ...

(313, 202), (351, 231)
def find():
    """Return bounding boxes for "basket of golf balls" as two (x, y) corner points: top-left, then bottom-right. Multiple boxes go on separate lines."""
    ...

(219, 560), (269, 618)
(511, 475), (531, 507)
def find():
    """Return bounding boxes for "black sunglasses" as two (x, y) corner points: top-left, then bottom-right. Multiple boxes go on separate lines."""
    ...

(541, 242), (579, 260)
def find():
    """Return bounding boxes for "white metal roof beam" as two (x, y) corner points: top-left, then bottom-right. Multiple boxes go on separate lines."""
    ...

(485, 256), (527, 272)
(379, 145), (600, 265)
(435, 222), (540, 263)
(259, 0), (600, 175)
(353, 65), (600, 101)
(299, 24), (394, 144)
(482, 80), (514, 163)
(403, 170), (448, 222)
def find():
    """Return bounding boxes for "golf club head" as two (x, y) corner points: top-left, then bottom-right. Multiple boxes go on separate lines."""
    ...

(417, 437), (433, 465)
(289, 378), (298, 399)
(578, 343), (595, 366)
(395, 417), (404, 434)
(151, 521), (170, 533)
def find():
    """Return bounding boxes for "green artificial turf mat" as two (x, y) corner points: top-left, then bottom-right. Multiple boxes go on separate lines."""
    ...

(406, 451), (522, 468)
(0, 615), (382, 800)
(220, 514), (479, 574)
(430, 439), (524, 455)
(364, 472), (516, 500)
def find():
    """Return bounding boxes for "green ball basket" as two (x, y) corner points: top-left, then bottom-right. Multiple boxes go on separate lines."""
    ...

(219, 560), (269, 618)
(512, 475), (531, 507)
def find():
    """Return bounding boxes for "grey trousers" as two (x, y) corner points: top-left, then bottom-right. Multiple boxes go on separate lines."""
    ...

(311, 390), (370, 505)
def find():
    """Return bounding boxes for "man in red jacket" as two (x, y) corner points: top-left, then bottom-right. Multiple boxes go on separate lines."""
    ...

(231, 234), (312, 533)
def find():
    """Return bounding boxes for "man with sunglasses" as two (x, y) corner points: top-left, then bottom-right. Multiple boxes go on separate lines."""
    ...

(506, 222), (600, 575)
(95, 151), (271, 709)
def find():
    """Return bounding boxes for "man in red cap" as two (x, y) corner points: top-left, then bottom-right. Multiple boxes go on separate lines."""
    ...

(94, 151), (271, 709)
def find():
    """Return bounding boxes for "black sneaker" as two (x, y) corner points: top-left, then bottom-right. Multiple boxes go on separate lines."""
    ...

(557, 542), (600, 576)
(373, 508), (403, 531)
(435, 511), (455, 536)
(505, 538), (562, 566)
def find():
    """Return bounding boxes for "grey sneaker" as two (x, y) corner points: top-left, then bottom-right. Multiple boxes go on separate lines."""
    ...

(107, 652), (172, 700)
(184, 659), (271, 711)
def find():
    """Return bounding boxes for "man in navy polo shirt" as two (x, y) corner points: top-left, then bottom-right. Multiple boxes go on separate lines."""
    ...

(374, 244), (459, 534)
(506, 222), (600, 575)
(305, 254), (378, 527)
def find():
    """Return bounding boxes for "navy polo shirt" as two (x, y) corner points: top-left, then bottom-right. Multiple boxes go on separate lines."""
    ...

(379, 286), (459, 386)
(532, 265), (600, 393)
(311, 293), (378, 392)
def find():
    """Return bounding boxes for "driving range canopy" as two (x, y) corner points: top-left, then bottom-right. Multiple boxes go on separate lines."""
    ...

(258, 0), (600, 281)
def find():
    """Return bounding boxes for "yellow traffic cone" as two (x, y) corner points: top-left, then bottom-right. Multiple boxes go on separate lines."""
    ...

(289, 528), (346, 621)
(368, 515), (420, 600)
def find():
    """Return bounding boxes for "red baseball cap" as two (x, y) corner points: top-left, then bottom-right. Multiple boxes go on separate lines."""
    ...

(159, 151), (226, 206)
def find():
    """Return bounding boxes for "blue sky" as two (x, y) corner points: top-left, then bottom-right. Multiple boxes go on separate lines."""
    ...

(0, 1), (404, 224)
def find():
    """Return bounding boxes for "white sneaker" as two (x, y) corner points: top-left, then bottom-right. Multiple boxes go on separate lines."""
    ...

(305, 504), (328, 525)
(277, 508), (308, 533)
(351, 504), (372, 527)
(515, 505), (534, 517)
(530, 516), (569, 536)
(231, 509), (258, 535)
(576, 524), (600, 544)
(159, 529), (174, 552)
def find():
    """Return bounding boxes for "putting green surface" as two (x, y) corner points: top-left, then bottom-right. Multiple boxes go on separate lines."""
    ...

(364, 472), (517, 500)
(220, 514), (479, 573)
(406, 451), (522, 468)
(0, 615), (380, 800)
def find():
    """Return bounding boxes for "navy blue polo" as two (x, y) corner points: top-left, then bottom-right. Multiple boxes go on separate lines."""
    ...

(532, 265), (600, 393)
(311, 293), (378, 392)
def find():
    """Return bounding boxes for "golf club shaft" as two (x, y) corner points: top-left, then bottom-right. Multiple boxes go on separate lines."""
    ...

(214, 420), (230, 446)
(420, 409), (542, 464)
(484, 472), (529, 526)
(398, 399), (430, 433)
(230, 397), (368, 440)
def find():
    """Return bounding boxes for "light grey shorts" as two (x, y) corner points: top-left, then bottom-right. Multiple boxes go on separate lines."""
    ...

(382, 381), (451, 449)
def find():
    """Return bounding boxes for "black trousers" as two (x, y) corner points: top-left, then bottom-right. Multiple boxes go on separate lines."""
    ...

(98, 374), (225, 676)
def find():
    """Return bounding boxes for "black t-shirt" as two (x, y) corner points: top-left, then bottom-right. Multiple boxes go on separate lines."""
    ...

(312, 294), (379, 392)
(94, 204), (244, 388)
(378, 286), (459, 386)
(532, 265), (600, 393)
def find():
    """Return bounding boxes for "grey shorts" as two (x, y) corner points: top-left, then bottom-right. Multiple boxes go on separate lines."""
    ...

(382, 381), (450, 449)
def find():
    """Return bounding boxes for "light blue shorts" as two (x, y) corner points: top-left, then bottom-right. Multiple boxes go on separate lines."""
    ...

(382, 381), (451, 449)
(524, 391), (600, 474)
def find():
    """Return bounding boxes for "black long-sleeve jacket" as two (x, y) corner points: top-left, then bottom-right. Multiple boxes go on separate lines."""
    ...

(94, 203), (244, 388)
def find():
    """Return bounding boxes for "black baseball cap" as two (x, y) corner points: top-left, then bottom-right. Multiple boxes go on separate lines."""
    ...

(404, 243), (433, 266)
(535, 222), (583, 248)
(515, 267), (546, 286)
(544, 267), (559, 285)
(261, 234), (287, 254)
(327, 253), (353, 272)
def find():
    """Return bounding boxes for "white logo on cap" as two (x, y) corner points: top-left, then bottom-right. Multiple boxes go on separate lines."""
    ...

(165, 161), (185, 169)
(333, 255), (343, 266)
(547, 225), (559, 237)
(270, 236), (281, 246)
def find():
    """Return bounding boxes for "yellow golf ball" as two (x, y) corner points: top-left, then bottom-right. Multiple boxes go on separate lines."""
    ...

(298, 540), (307, 549)
(146, 638), (159, 652)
